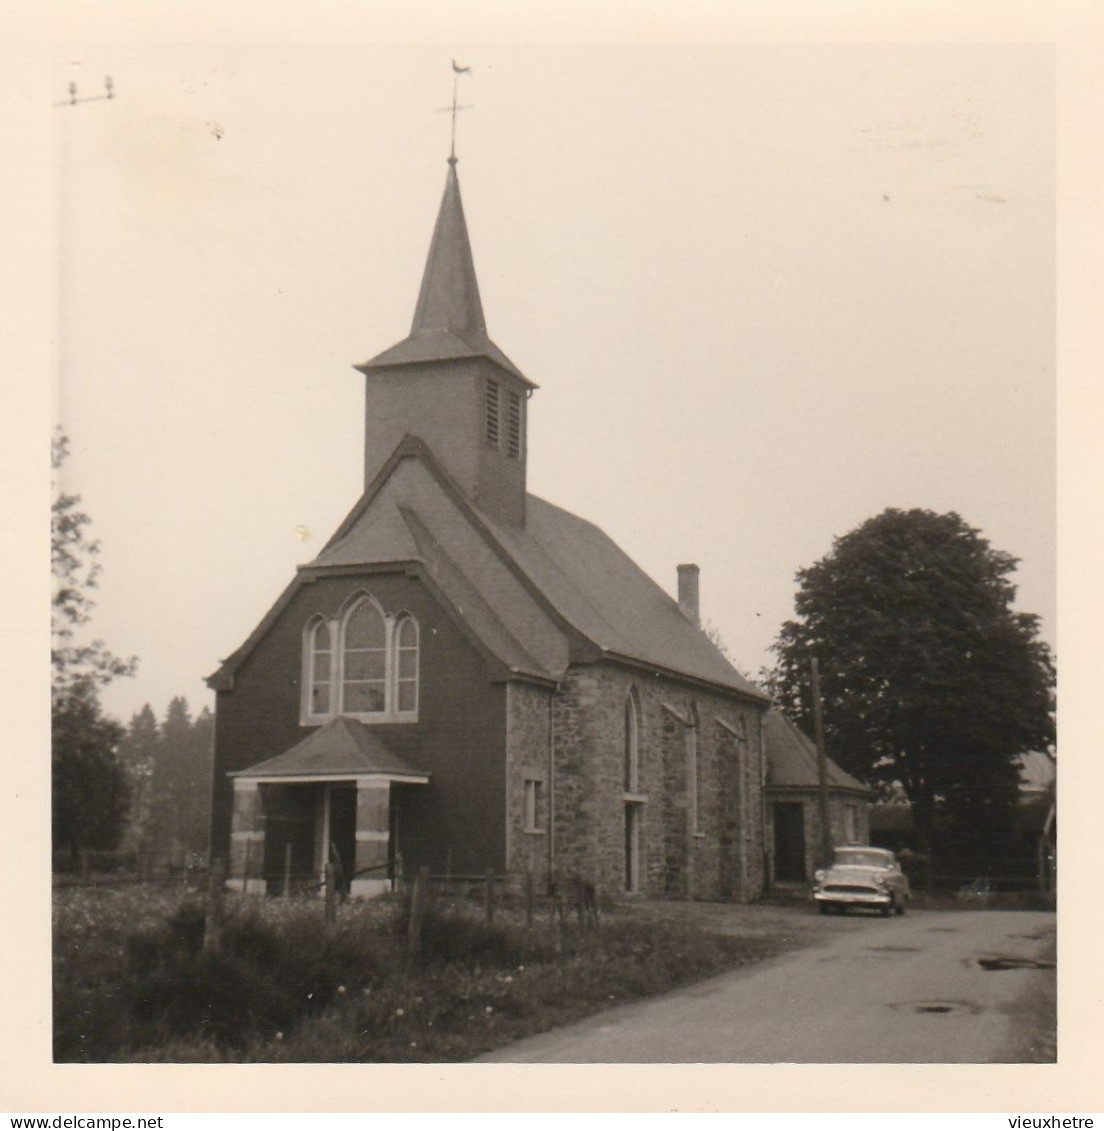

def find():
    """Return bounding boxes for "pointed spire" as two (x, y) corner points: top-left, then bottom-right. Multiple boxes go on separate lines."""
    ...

(410, 159), (486, 337)
(357, 160), (533, 386)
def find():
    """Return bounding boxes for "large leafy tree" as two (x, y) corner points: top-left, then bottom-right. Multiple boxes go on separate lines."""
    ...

(51, 429), (137, 864)
(52, 430), (136, 699)
(769, 508), (1054, 869)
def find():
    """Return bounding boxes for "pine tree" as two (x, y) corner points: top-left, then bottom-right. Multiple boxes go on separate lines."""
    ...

(117, 704), (159, 855)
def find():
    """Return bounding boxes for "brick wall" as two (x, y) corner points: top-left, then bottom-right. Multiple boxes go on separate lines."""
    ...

(210, 571), (508, 878)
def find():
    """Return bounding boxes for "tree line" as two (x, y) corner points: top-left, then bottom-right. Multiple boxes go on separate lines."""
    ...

(52, 430), (213, 868)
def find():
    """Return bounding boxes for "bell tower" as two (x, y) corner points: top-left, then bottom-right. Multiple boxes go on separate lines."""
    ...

(355, 156), (536, 526)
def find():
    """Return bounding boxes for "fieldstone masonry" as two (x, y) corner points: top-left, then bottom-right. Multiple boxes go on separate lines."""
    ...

(506, 662), (768, 902)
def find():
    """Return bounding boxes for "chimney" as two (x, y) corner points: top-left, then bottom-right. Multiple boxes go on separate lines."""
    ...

(677, 563), (700, 626)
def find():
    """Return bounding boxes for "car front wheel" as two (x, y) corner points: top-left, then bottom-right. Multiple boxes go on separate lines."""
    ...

(894, 896), (906, 916)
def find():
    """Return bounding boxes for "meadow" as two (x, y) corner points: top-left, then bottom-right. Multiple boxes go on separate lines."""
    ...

(53, 882), (791, 1062)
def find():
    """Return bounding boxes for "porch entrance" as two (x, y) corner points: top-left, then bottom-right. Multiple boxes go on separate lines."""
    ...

(773, 801), (807, 883)
(260, 782), (362, 895)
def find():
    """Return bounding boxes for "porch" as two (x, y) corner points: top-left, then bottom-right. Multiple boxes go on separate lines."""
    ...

(227, 716), (429, 898)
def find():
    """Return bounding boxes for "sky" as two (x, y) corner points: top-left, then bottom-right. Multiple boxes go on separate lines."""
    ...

(52, 42), (1056, 726)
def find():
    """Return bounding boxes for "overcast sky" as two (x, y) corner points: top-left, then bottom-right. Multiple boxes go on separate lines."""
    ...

(53, 43), (1055, 725)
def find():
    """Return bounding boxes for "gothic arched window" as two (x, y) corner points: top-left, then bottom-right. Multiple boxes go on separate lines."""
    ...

(306, 618), (333, 719)
(301, 594), (421, 724)
(341, 597), (388, 715)
(624, 691), (640, 793)
(393, 615), (420, 715)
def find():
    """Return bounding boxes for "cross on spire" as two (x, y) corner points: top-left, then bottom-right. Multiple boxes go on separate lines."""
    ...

(437, 60), (472, 162)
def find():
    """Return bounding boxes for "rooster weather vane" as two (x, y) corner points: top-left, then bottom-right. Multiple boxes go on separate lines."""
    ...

(438, 60), (473, 162)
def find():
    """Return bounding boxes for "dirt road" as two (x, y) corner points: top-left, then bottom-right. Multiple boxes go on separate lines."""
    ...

(477, 908), (1055, 1063)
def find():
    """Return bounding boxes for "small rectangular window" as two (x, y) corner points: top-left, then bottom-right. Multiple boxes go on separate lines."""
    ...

(524, 779), (544, 832)
(485, 380), (500, 447)
(506, 390), (522, 459)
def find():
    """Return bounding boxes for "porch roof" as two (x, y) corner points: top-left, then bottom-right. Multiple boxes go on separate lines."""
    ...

(231, 717), (429, 781)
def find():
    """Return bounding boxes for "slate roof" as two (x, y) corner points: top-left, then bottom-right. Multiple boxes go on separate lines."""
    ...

(231, 717), (429, 780)
(484, 495), (767, 698)
(209, 436), (769, 701)
(764, 709), (871, 793)
(356, 161), (532, 386)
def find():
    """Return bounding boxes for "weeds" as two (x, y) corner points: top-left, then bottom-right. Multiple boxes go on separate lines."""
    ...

(54, 886), (788, 1063)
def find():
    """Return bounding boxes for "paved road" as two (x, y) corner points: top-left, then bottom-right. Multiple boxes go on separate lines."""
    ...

(477, 909), (1056, 1063)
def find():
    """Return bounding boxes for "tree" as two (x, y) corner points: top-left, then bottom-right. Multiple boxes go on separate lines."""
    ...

(768, 508), (1055, 871)
(117, 704), (159, 854)
(51, 429), (136, 699)
(51, 429), (137, 865)
(52, 686), (129, 863)
(149, 698), (214, 861)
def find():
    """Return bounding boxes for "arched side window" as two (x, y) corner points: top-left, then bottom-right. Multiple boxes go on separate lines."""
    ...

(341, 597), (388, 715)
(393, 615), (419, 715)
(303, 617), (334, 722)
(688, 702), (702, 835)
(624, 690), (640, 793)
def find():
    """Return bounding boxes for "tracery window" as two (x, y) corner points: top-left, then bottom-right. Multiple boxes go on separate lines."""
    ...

(301, 594), (420, 724)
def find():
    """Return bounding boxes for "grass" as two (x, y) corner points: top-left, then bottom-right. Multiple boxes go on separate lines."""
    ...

(53, 885), (793, 1063)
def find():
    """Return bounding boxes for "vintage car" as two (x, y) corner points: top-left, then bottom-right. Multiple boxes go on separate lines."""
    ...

(812, 846), (910, 916)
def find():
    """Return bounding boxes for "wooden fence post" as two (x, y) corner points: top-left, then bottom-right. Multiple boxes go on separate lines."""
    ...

(407, 865), (430, 966)
(203, 859), (226, 953)
(283, 843), (292, 898)
(324, 862), (337, 926)
(484, 868), (495, 925)
(524, 870), (534, 929)
(80, 849), (90, 885)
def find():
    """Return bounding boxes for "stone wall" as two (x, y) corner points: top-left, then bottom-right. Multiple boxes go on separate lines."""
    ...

(540, 662), (768, 903)
(504, 682), (554, 887)
(766, 789), (873, 884)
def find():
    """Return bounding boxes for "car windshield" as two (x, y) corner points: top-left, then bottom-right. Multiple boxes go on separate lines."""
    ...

(833, 849), (893, 868)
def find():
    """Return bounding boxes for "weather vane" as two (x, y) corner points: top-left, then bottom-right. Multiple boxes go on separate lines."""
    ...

(54, 75), (114, 108)
(437, 60), (472, 162)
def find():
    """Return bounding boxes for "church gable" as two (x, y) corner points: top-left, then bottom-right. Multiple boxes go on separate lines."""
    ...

(311, 441), (573, 680)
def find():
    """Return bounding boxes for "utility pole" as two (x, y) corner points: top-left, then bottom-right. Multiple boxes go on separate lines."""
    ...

(809, 657), (833, 869)
(54, 76), (115, 109)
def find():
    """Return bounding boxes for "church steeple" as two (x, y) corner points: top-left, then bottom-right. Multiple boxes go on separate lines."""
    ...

(410, 158), (485, 337)
(357, 160), (531, 384)
(356, 156), (535, 526)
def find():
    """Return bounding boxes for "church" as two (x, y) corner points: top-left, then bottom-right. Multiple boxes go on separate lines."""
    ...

(207, 145), (862, 901)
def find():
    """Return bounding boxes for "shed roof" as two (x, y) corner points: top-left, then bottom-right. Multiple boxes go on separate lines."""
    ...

(764, 709), (871, 793)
